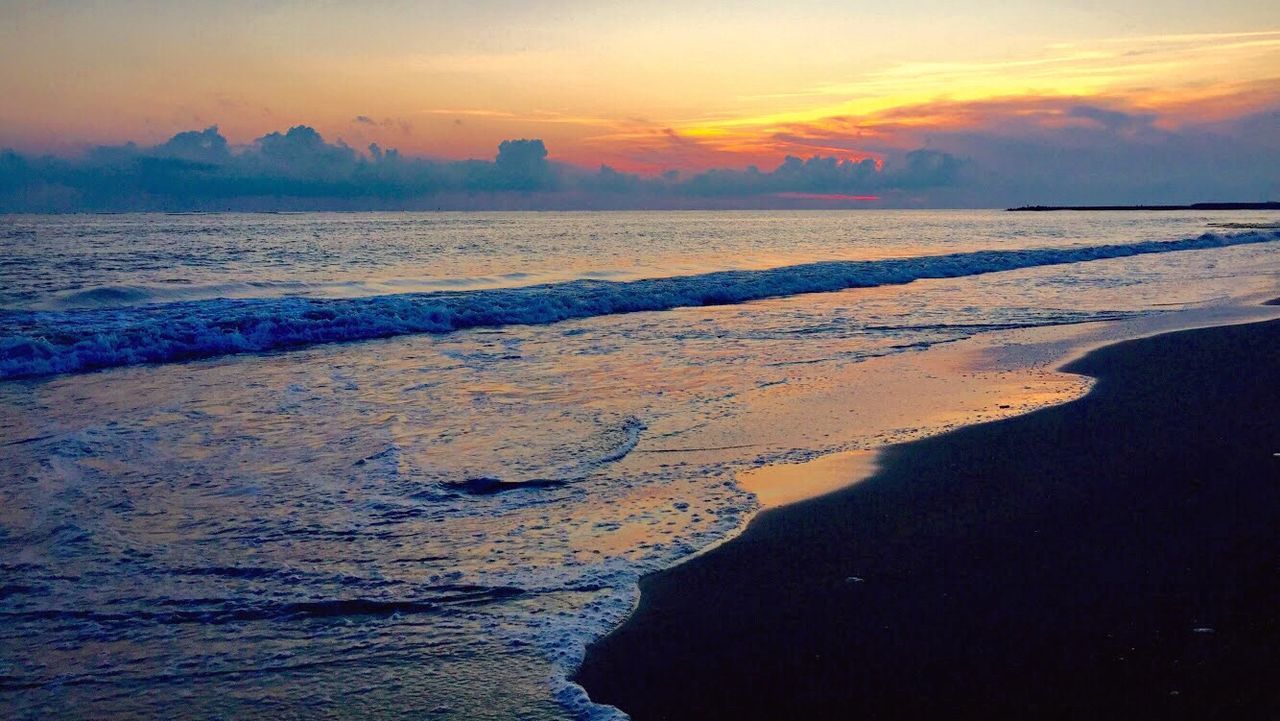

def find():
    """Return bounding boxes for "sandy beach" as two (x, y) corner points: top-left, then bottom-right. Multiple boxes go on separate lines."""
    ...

(577, 315), (1280, 720)
(4, 213), (1276, 720)
(5, 4), (1280, 716)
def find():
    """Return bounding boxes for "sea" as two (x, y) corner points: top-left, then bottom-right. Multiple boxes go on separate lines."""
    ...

(2, 210), (1278, 720)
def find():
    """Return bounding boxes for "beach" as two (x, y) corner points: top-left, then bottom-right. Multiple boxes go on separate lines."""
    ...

(577, 316), (1280, 720)
(2, 212), (1278, 719)
(5, 3), (1280, 717)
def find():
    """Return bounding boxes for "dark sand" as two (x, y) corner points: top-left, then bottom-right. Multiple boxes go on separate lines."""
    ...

(577, 319), (1280, 720)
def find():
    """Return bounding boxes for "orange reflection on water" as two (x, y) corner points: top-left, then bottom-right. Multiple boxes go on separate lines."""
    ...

(739, 450), (879, 508)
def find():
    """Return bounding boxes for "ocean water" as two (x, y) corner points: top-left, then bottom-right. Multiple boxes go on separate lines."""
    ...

(1, 210), (1278, 719)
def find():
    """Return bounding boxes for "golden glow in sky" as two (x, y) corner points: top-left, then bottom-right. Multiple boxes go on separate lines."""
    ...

(1, 1), (1278, 173)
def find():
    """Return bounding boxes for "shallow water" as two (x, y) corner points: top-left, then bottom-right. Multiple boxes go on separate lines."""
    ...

(1, 210), (1278, 719)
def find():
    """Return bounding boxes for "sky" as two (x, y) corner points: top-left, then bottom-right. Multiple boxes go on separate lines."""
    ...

(1, 0), (1278, 208)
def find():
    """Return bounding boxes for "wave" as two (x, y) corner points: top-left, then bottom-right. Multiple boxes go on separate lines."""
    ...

(2, 229), (1277, 380)
(28, 277), (510, 310)
(0, 585), (527, 628)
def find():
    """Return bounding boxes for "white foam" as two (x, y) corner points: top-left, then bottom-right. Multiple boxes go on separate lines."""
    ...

(3, 230), (1276, 380)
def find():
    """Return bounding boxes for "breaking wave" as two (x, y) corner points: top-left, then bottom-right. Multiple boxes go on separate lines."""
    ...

(2, 229), (1276, 380)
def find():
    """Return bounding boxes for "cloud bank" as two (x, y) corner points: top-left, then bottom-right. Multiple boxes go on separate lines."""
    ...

(1, 95), (1276, 211)
(753, 95), (1280, 207)
(0, 125), (960, 211)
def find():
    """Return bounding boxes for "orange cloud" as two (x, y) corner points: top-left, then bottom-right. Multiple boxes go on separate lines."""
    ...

(573, 74), (1280, 175)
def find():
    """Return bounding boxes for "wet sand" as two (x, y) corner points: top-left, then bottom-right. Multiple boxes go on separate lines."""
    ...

(577, 317), (1280, 720)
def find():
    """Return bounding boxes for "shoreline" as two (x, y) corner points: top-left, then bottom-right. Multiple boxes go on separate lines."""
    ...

(1007, 202), (1280, 211)
(576, 314), (1280, 719)
(719, 297), (1280, 515)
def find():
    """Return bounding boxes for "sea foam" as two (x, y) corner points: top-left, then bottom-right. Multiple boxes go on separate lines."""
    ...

(2, 230), (1277, 380)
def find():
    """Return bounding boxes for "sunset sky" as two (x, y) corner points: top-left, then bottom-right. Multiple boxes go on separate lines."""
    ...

(1, 1), (1278, 205)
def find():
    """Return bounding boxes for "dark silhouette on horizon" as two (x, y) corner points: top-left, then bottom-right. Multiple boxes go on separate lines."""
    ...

(1009, 202), (1280, 211)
